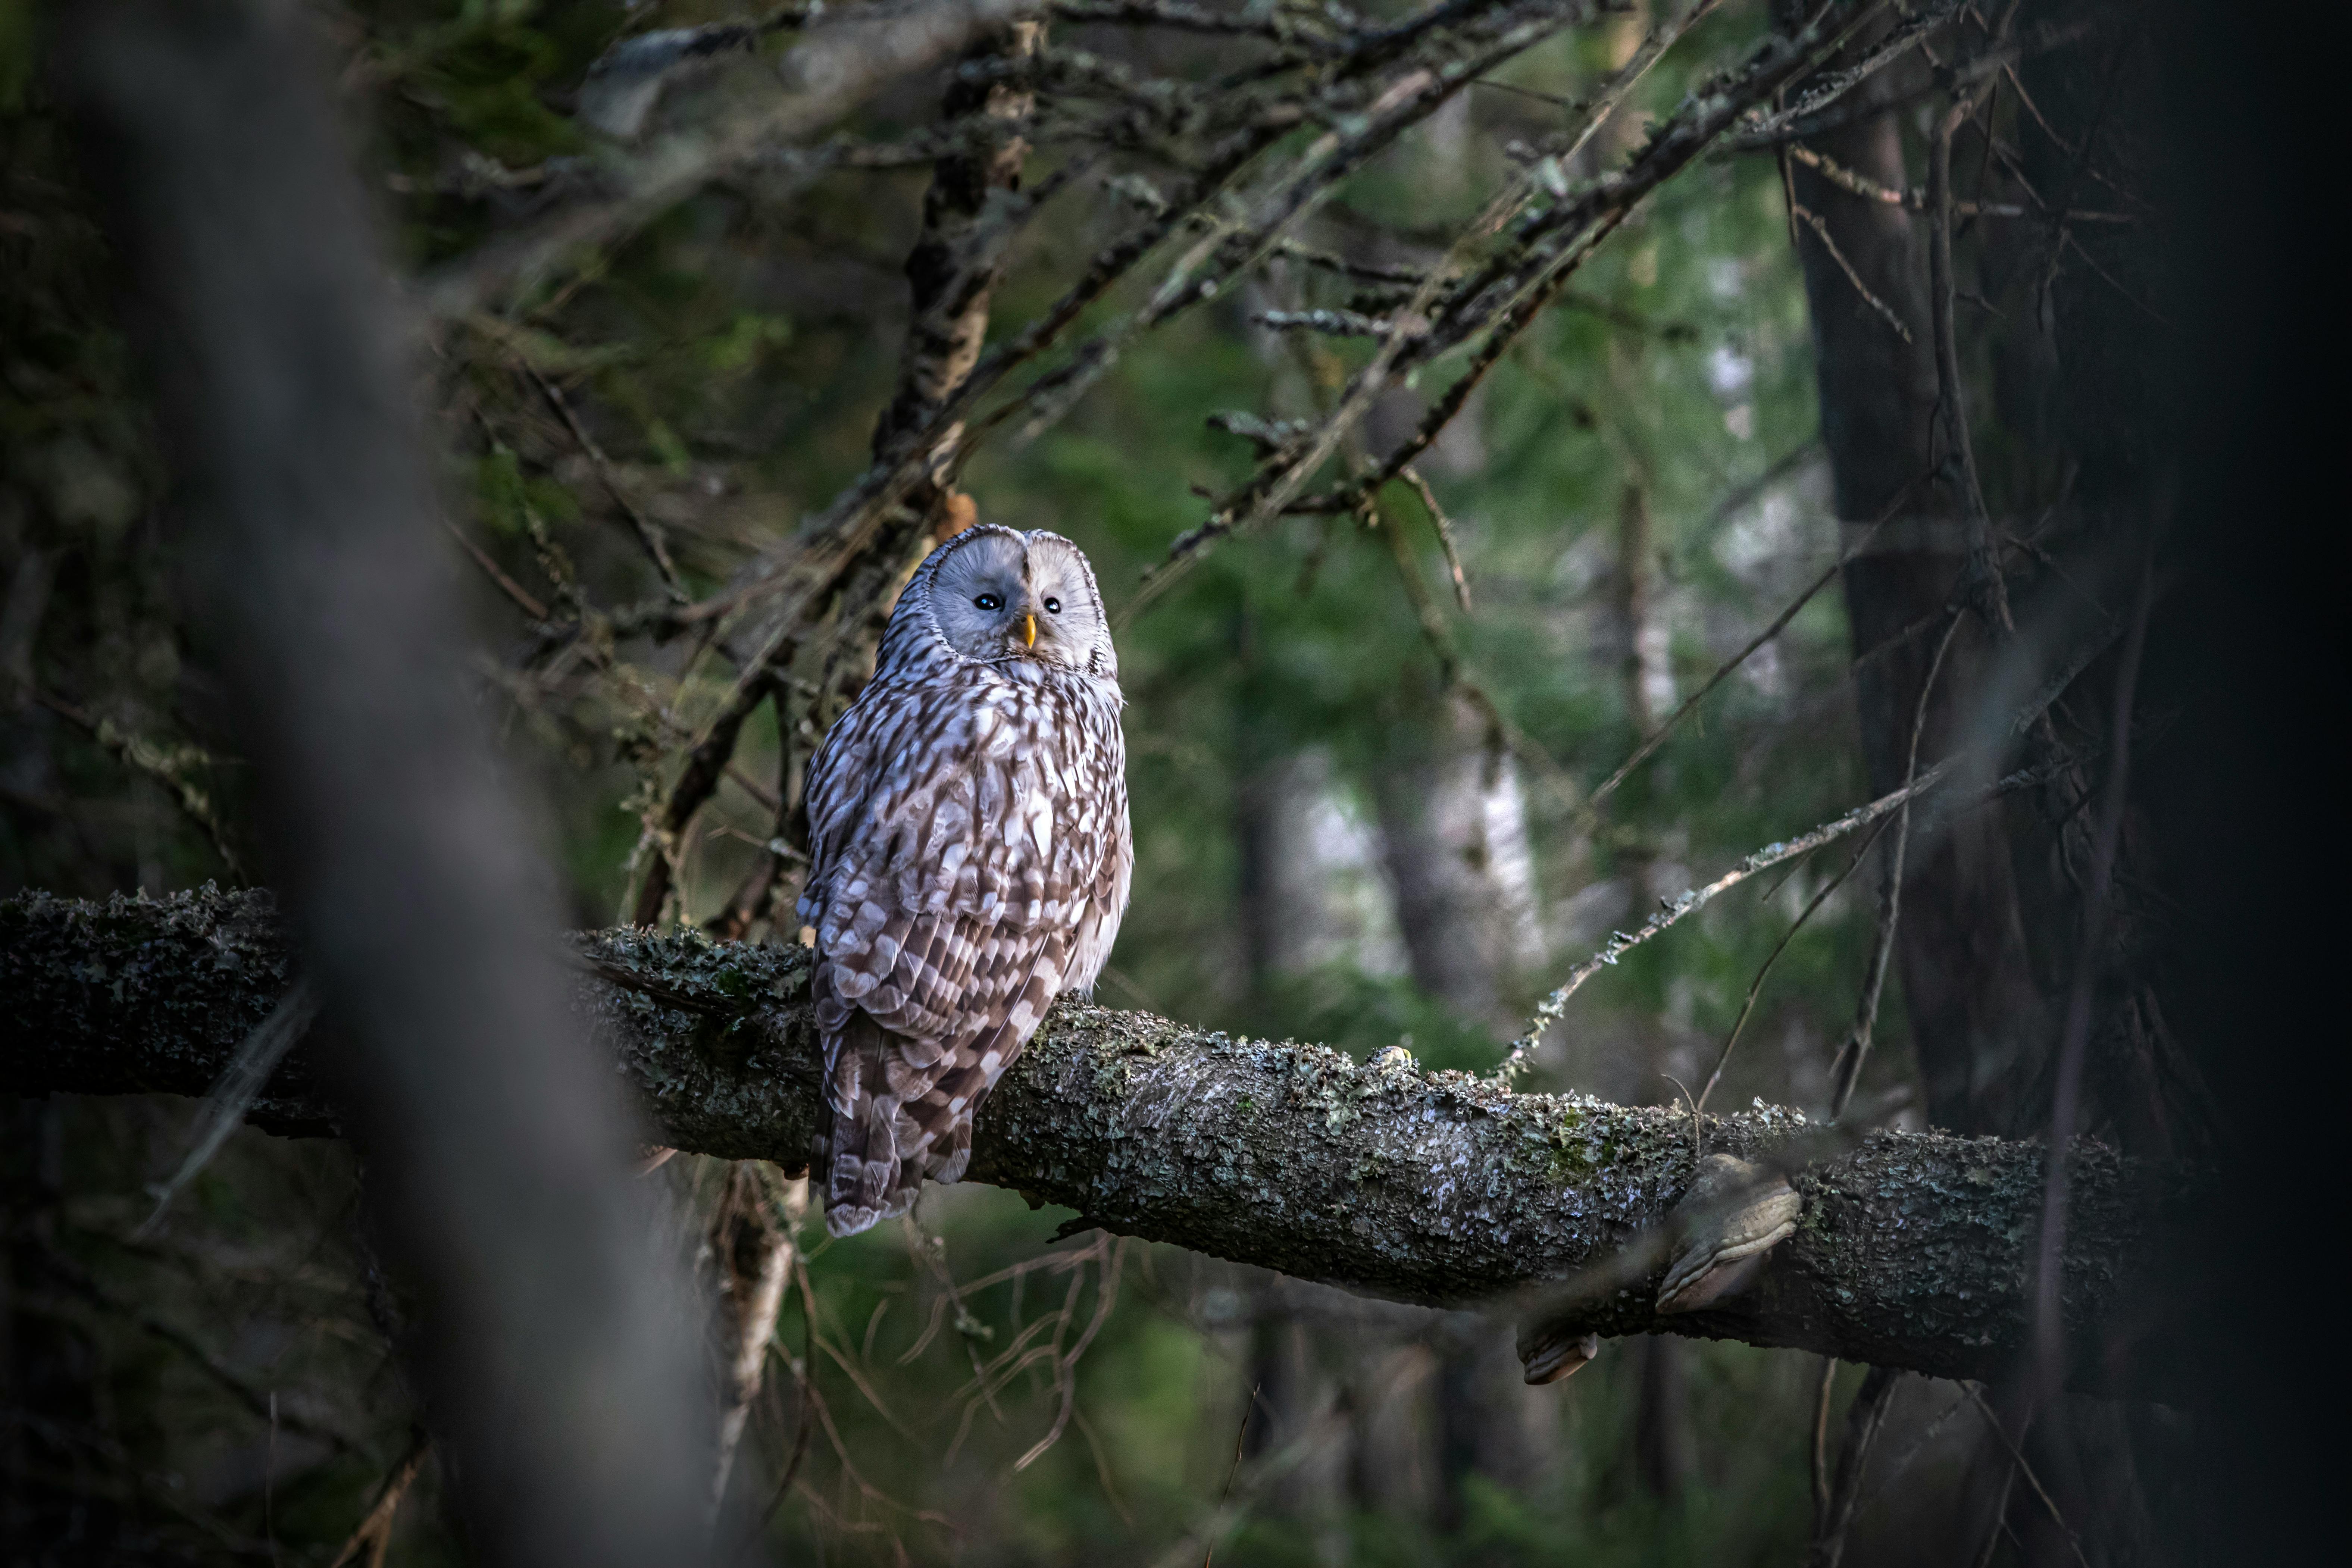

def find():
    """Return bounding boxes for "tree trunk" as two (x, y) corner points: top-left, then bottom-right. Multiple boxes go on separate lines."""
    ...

(1372, 691), (1544, 1029)
(1373, 686), (1552, 1520)
(1773, 3), (2054, 1138)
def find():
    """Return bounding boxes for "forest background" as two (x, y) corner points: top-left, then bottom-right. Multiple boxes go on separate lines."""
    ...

(0, 1), (2331, 1565)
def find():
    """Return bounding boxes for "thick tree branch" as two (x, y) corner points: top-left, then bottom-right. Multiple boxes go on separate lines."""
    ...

(2, 888), (2203, 1398)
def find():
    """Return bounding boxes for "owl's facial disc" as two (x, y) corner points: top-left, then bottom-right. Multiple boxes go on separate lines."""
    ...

(927, 528), (1110, 675)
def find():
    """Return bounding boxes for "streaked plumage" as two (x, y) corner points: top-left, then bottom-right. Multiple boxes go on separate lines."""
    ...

(798, 526), (1131, 1237)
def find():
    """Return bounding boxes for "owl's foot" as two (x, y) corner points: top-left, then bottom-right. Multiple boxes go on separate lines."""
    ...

(1654, 1152), (1802, 1315)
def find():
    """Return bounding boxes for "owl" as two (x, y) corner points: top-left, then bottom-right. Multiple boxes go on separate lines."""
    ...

(798, 526), (1132, 1238)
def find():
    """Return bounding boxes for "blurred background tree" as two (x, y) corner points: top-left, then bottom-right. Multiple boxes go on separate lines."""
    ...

(0, 0), (2232, 1564)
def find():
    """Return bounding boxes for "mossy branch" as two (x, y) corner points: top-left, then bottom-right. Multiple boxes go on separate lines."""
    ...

(1, 887), (2202, 1395)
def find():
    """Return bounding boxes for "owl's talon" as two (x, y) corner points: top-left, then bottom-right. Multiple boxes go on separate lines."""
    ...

(1654, 1152), (1801, 1314)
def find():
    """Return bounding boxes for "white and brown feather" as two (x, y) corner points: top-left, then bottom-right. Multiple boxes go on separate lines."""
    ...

(799, 527), (1130, 1237)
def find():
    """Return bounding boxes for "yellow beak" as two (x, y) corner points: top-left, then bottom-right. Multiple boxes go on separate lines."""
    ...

(1021, 612), (1038, 648)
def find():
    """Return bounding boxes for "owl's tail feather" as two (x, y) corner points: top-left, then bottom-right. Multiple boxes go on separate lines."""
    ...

(821, 1013), (969, 1238)
(822, 1012), (902, 1237)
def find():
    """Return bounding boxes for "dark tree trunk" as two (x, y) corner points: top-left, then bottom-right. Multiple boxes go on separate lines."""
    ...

(1774, 7), (2054, 1137)
(1776, 9), (2214, 1567)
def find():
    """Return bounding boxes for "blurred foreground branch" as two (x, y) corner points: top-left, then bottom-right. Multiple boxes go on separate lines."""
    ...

(53, 3), (717, 1563)
(3, 887), (2205, 1399)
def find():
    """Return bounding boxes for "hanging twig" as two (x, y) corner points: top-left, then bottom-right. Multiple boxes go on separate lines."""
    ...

(1809, 1357), (1838, 1533)
(1925, 81), (2013, 633)
(1695, 811), (1895, 1114)
(1582, 478), (1918, 823)
(529, 366), (688, 601)
(708, 1166), (804, 1526)
(1971, 1451), (2023, 1568)
(1829, 612), (1961, 1119)
(2033, 555), (2153, 1404)
(1961, 1384), (2089, 1568)
(1014, 1238), (1127, 1470)
(1810, 1366), (1901, 1567)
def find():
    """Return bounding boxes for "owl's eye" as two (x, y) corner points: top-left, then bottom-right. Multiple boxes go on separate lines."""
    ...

(1043, 597), (1062, 613)
(974, 593), (1003, 611)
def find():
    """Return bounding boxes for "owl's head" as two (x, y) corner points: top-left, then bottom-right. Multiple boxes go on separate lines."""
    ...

(914, 526), (1117, 680)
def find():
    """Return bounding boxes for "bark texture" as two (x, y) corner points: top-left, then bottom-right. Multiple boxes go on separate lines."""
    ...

(1, 887), (2204, 1394)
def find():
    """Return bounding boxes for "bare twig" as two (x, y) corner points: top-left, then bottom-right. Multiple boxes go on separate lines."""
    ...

(1498, 758), (1960, 1085)
(1811, 1366), (1901, 1567)
(530, 367), (686, 601)
(1785, 141), (2128, 220)
(745, 1253), (820, 1546)
(326, 1432), (430, 1568)
(2034, 556), (2152, 1402)
(1696, 812), (1894, 1114)
(1961, 1384), (2089, 1568)
(1809, 1357), (1838, 1530)
(444, 521), (551, 622)
(1401, 466), (1473, 610)
(1583, 480), (1914, 822)
(1202, 1381), (1260, 1568)
(1829, 612), (1960, 1119)
(1971, 1451), (2023, 1568)
(33, 692), (248, 880)
(1013, 1239), (1126, 1470)
(1926, 82), (2012, 631)
(708, 1165), (803, 1525)
(1496, 610), (2116, 1086)
(1790, 201), (1914, 342)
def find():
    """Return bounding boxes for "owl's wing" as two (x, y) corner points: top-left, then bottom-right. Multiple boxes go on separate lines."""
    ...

(803, 678), (1114, 1235)
(1064, 727), (1131, 997)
